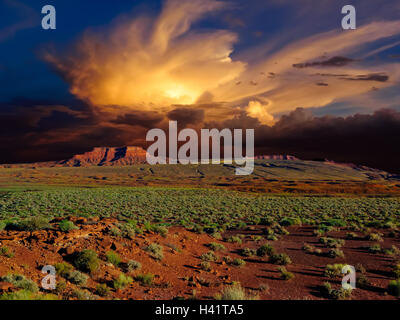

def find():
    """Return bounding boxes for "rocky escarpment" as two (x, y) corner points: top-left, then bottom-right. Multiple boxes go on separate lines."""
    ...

(59, 146), (147, 167)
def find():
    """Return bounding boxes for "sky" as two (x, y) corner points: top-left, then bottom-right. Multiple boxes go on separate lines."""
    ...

(1, 0), (400, 172)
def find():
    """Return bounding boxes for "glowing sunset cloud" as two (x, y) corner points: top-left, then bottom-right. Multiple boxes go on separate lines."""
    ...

(45, 0), (244, 110)
(44, 0), (400, 124)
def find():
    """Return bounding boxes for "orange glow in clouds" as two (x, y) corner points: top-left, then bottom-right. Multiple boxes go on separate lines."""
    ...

(44, 0), (400, 125)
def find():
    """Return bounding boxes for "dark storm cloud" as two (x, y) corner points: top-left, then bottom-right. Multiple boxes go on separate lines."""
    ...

(340, 73), (390, 82)
(0, 100), (153, 164)
(205, 108), (400, 173)
(0, 102), (98, 163)
(111, 110), (164, 128)
(293, 56), (355, 69)
(1, 99), (400, 174)
(313, 72), (390, 82)
(259, 108), (400, 173)
(167, 108), (205, 126)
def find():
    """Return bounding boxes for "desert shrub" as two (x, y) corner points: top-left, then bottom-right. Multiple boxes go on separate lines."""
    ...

(368, 243), (381, 254)
(200, 251), (218, 262)
(314, 248), (322, 255)
(322, 282), (352, 300)
(109, 227), (122, 237)
(392, 263), (400, 278)
(192, 224), (204, 234)
(388, 279), (400, 297)
(126, 260), (142, 272)
(313, 229), (326, 236)
(324, 264), (346, 278)
(113, 273), (133, 290)
(106, 251), (121, 267)
(0, 221), (7, 231)
(279, 217), (301, 227)
(200, 261), (211, 271)
(260, 217), (275, 226)
(211, 232), (222, 240)
(135, 273), (154, 286)
(73, 249), (100, 274)
(356, 274), (370, 289)
(327, 248), (345, 259)
(217, 284), (258, 300)
(273, 224), (290, 236)
(0, 290), (35, 300)
(251, 235), (263, 242)
(269, 253), (292, 265)
(55, 280), (66, 294)
(152, 225), (169, 237)
(65, 270), (88, 286)
(0, 290), (58, 300)
(324, 218), (346, 227)
(165, 243), (181, 253)
(235, 221), (247, 230)
(226, 235), (242, 244)
(223, 256), (233, 264)
(355, 263), (366, 274)
(319, 237), (345, 248)
(208, 242), (225, 252)
(384, 221), (398, 230)
(56, 262), (88, 285)
(144, 243), (164, 260)
(346, 232), (358, 240)
(15, 217), (50, 231)
(95, 283), (110, 297)
(366, 220), (383, 228)
(55, 262), (74, 277)
(116, 223), (136, 239)
(0, 246), (14, 258)
(1, 274), (38, 293)
(143, 221), (153, 232)
(257, 244), (274, 257)
(267, 234), (278, 241)
(241, 248), (257, 257)
(367, 233), (383, 242)
(72, 289), (97, 300)
(384, 245), (400, 256)
(302, 243), (315, 254)
(232, 258), (246, 267)
(278, 266), (294, 280)
(58, 220), (78, 232)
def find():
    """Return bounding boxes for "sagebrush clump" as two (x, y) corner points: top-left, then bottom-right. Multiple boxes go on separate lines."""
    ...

(144, 243), (164, 260)
(73, 249), (100, 274)
(269, 253), (292, 265)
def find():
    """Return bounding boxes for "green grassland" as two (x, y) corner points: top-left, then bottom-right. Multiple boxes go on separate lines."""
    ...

(0, 160), (399, 229)
(0, 187), (399, 229)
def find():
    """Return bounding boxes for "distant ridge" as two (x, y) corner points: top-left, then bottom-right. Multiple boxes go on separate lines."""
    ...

(0, 147), (391, 176)
(0, 146), (301, 168)
(59, 146), (147, 167)
(0, 146), (147, 168)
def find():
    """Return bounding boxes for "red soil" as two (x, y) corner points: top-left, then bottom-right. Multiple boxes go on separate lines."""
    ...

(0, 218), (398, 300)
